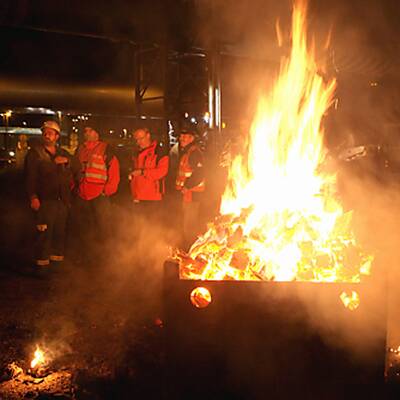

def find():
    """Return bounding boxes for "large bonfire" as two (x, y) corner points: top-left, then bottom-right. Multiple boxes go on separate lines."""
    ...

(176, 1), (373, 282)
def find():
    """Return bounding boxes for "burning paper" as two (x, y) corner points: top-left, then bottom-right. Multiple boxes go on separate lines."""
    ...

(176, 0), (373, 283)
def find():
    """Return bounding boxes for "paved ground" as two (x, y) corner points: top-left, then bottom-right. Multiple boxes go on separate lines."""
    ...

(0, 168), (170, 399)
(1, 165), (400, 399)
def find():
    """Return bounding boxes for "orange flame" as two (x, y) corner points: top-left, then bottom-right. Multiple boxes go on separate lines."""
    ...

(176, 1), (373, 283)
(30, 346), (45, 369)
(275, 18), (283, 47)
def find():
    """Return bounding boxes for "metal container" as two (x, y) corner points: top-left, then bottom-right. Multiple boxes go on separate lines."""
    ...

(163, 261), (387, 399)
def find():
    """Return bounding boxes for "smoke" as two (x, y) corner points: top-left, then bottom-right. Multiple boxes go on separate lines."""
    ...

(185, 0), (400, 365)
(28, 196), (180, 375)
(317, 0), (400, 353)
(195, 0), (293, 120)
(194, 0), (400, 146)
(1, 0), (400, 389)
(318, 0), (400, 149)
(336, 163), (400, 348)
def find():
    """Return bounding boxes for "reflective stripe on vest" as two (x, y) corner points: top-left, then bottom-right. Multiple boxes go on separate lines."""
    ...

(79, 141), (108, 185)
(88, 162), (107, 171)
(85, 172), (108, 181)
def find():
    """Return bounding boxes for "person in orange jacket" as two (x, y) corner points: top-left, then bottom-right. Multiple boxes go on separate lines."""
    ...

(72, 125), (120, 259)
(129, 128), (169, 220)
(175, 128), (205, 251)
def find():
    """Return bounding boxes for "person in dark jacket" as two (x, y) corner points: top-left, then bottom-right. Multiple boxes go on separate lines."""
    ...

(175, 128), (205, 250)
(24, 121), (72, 267)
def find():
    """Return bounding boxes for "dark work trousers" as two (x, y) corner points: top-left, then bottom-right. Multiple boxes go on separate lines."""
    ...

(34, 199), (68, 262)
(71, 195), (111, 263)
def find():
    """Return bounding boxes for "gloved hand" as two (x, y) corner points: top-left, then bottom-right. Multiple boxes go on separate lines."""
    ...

(30, 197), (40, 211)
(54, 156), (68, 165)
(130, 169), (143, 177)
(104, 183), (116, 197)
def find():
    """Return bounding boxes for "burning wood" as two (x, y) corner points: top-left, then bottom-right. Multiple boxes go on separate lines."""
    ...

(0, 361), (73, 399)
(0, 344), (75, 399)
(0, 362), (23, 382)
(174, 0), (374, 285)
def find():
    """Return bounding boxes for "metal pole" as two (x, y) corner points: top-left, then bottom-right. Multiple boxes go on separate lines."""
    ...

(3, 111), (11, 151)
(134, 46), (142, 118)
(207, 0), (222, 150)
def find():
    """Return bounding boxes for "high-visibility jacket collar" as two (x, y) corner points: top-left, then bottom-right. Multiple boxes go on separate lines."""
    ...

(138, 140), (157, 155)
(84, 140), (101, 150)
(130, 140), (168, 201)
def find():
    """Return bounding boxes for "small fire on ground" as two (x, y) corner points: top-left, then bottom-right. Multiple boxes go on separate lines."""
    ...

(0, 344), (73, 398)
(174, 0), (373, 311)
(31, 345), (46, 370)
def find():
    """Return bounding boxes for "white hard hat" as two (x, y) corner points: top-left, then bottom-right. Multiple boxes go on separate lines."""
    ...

(41, 121), (61, 134)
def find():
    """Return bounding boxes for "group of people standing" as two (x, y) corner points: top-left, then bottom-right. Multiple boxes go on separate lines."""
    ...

(24, 120), (205, 268)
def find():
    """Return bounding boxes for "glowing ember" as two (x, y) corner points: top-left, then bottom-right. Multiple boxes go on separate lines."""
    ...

(175, 0), (373, 283)
(340, 291), (360, 311)
(389, 346), (400, 354)
(190, 287), (212, 308)
(30, 346), (46, 369)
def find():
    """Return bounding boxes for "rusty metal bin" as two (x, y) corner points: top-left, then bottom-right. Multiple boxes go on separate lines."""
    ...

(163, 261), (387, 399)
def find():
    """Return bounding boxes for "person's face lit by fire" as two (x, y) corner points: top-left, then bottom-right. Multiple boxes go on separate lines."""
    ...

(84, 127), (99, 142)
(179, 132), (195, 148)
(134, 129), (151, 150)
(42, 128), (59, 146)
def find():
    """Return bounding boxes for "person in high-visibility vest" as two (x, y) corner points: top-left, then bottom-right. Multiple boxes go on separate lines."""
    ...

(72, 125), (120, 261)
(175, 128), (205, 251)
(129, 128), (169, 203)
(129, 128), (169, 221)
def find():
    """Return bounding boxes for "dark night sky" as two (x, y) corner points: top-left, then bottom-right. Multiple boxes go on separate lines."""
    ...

(0, 0), (399, 117)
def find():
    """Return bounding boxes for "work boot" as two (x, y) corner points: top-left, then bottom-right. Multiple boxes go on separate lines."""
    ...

(35, 259), (50, 267)
(50, 255), (64, 261)
(49, 255), (66, 274)
(33, 259), (50, 278)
